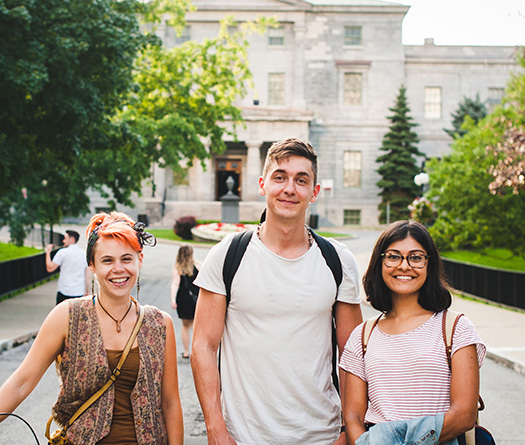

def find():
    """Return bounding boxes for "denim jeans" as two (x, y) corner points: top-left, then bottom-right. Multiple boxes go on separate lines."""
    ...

(356, 413), (459, 445)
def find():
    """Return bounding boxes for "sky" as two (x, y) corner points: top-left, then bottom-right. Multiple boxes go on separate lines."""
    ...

(396, 0), (525, 46)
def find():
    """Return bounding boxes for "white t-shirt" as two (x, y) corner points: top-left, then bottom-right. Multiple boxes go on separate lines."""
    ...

(52, 243), (88, 296)
(194, 231), (361, 444)
(339, 311), (486, 424)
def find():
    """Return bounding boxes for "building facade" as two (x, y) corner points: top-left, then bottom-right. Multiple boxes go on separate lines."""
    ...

(88, 0), (520, 227)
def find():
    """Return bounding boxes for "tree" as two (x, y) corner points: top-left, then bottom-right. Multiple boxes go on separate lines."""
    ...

(487, 123), (525, 195)
(0, 0), (268, 245)
(0, 0), (152, 244)
(427, 48), (525, 257)
(376, 85), (423, 223)
(444, 94), (487, 138)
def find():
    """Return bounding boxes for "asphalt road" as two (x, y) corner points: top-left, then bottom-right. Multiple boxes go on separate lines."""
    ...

(1, 232), (524, 443)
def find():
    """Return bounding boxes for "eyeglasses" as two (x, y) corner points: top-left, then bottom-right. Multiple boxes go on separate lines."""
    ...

(381, 253), (428, 269)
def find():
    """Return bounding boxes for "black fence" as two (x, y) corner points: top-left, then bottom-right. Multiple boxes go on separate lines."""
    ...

(442, 258), (525, 310)
(0, 229), (64, 298)
(0, 251), (59, 298)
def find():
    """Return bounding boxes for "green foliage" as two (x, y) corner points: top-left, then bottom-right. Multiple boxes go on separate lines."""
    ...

(428, 50), (525, 257)
(428, 109), (525, 257)
(0, 0), (270, 244)
(444, 94), (487, 138)
(0, 0), (151, 238)
(376, 85), (423, 223)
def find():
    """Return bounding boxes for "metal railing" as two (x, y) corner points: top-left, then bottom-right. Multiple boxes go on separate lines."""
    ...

(0, 229), (64, 298)
(0, 251), (59, 298)
(442, 258), (525, 310)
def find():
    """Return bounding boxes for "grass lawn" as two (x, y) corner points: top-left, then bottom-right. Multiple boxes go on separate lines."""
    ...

(441, 248), (525, 272)
(0, 242), (42, 262)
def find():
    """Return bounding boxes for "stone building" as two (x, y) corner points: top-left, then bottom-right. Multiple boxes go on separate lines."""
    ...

(89, 0), (520, 227)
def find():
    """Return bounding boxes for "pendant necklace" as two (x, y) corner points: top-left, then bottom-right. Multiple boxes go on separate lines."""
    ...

(97, 297), (133, 333)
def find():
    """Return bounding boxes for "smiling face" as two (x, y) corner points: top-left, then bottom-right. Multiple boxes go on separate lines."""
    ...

(89, 237), (143, 300)
(259, 155), (320, 222)
(382, 236), (428, 300)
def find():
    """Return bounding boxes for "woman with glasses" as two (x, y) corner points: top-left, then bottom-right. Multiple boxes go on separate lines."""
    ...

(340, 220), (485, 445)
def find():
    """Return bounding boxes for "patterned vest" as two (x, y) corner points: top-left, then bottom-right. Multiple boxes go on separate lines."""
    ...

(52, 298), (168, 444)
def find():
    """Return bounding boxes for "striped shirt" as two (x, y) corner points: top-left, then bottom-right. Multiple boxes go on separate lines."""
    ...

(339, 311), (486, 424)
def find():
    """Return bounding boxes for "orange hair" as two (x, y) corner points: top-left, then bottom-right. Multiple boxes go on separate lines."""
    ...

(86, 212), (142, 265)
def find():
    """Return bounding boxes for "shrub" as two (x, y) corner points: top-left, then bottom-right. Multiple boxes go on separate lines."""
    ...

(174, 216), (197, 240)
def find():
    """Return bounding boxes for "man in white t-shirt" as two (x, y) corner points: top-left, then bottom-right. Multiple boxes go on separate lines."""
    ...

(45, 230), (89, 305)
(191, 138), (363, 445)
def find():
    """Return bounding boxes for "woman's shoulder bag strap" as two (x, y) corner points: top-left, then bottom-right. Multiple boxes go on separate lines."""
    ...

(361, 314), (382, 356)
(46, 303), (145, 442)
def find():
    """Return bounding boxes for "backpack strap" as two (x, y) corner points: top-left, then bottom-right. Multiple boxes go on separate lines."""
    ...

(443, 309), (464, 370)
(361, 314), (382, 356)
(309, 229), (343, 288)
(222, 230), (254, 305)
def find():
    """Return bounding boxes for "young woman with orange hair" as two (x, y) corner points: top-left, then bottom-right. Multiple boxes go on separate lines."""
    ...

(0, 212), (184, 444)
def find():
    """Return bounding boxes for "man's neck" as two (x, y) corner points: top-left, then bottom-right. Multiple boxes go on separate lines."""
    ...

(258, 217), (311, 259)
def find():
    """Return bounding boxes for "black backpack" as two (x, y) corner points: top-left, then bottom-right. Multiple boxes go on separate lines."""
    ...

(222, 228), (343, 392)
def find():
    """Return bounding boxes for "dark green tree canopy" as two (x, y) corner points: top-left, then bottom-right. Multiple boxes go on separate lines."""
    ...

(444, 94), (487, 138)
(0, 0), (268, 244)
(376, 85), (423, 223)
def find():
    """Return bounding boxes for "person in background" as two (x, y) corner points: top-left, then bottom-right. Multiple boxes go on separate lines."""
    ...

(0, 212), (184, 444)
(171, 245), (200, 359)
(340, 220), (485, 445)
(191, 138), (362, 444)
(45, 230), (90, 305)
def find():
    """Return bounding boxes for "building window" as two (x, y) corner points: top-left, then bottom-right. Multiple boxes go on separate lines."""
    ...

(343, 151), (362, 187)
(424, 87), (442, 119)
(269, 26), (284, 46)
(174, 26), (191, 45)
(344, 26), (362, 46)
(268, 73), (285, 106)
(344, 209), (361, 225)
(344, 73), (362, 106)
(487, 87), (504, 111)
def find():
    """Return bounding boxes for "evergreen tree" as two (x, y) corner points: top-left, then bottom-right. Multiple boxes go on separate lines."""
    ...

(444, 94), (487, 138)
(376, 85), (423, 223)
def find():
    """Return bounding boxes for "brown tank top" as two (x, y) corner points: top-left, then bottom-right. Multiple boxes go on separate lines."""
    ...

(97, 347), (140, 444)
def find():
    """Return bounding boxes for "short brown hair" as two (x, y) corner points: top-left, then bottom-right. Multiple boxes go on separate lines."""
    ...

(262, 138), (318, 184)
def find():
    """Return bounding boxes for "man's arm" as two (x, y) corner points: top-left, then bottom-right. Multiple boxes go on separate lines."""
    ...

(191, 288), (236, 445)
(44, 244), (59, 273)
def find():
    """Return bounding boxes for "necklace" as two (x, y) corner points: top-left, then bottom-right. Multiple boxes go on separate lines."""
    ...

(257, 223), (313, 247)
(97, 297), (133, 333)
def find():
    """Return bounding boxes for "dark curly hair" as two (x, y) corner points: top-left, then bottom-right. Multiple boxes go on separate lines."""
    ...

(363, 220), (451, 313)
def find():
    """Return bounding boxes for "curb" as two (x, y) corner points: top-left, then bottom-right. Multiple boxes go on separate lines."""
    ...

(0, 331), (38, 354)
(486, 349), (525, 376)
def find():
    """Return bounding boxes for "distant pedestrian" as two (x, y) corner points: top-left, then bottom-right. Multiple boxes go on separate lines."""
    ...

(45, 230), (90, 305)
(340, 220), (486, 444)
(171, 245), (200, 359)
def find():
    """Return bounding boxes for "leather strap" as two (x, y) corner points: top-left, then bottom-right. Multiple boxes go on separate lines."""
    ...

(46, 303), (145, 440)
(361, 314), (382, 356)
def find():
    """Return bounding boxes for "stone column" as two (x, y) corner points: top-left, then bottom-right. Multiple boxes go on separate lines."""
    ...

(292, 24), (306, 109)
(245, 141), (262, 201)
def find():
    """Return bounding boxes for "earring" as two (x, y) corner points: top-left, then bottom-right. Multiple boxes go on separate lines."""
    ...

(136, 274), (140, 301)
(91, 276), (95, 296)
